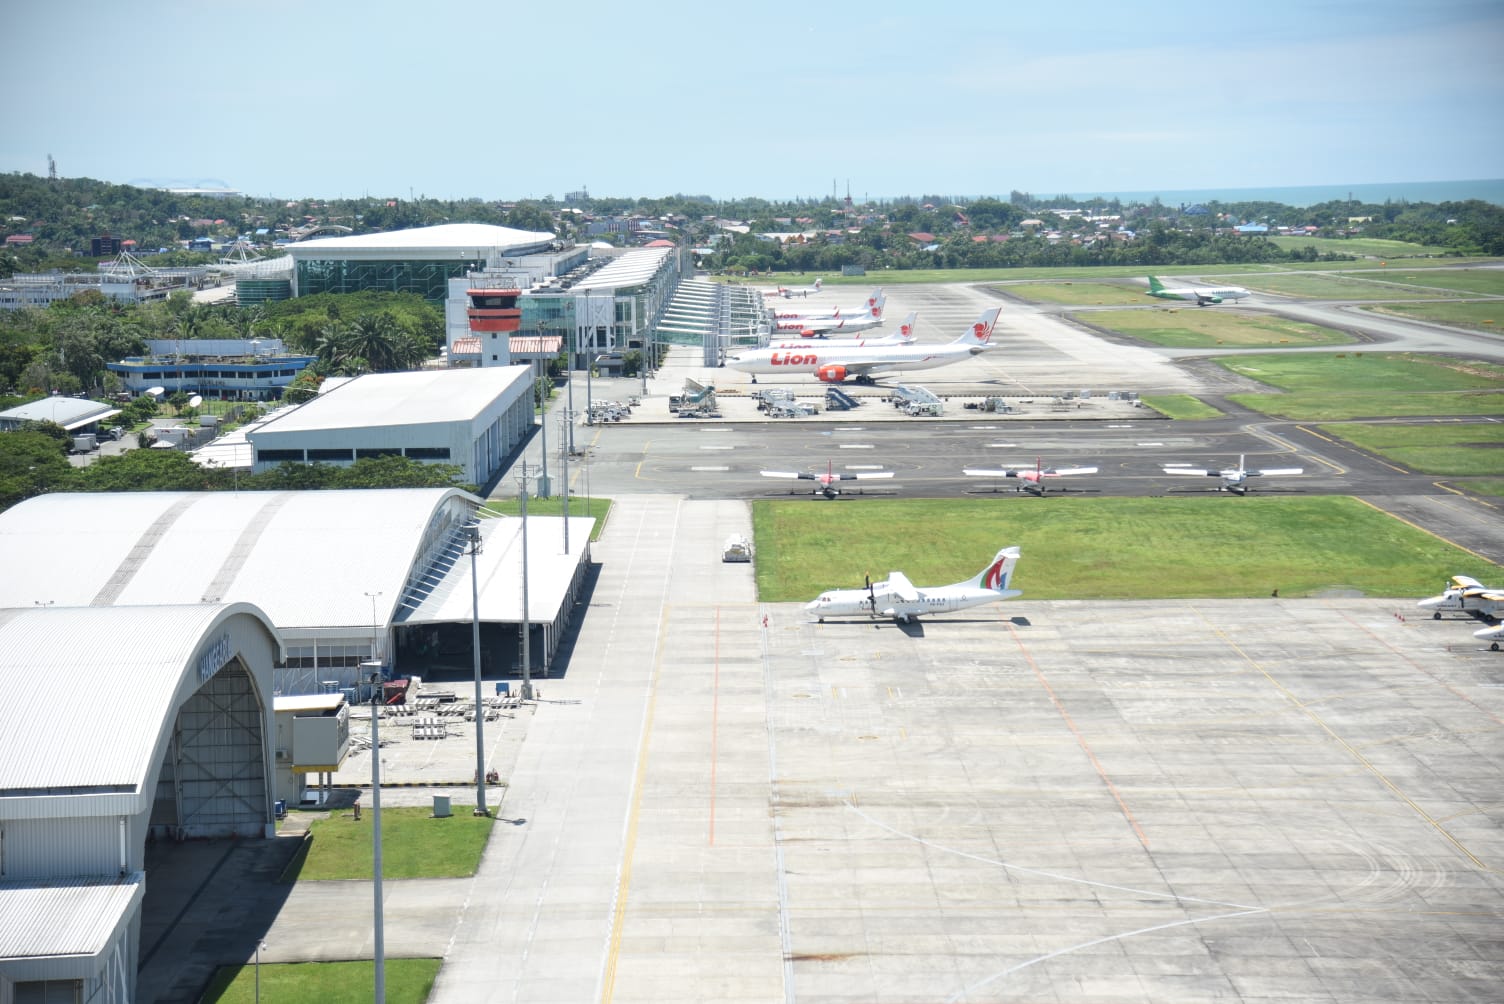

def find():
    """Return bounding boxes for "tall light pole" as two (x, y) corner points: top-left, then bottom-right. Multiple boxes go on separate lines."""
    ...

(583, 292), (594, 425)
(515, 463), (536, 701)
(535, 355), (550, 498)
(466, 521), (489, 815)
(562, 314), (575, 454)
(255, 940), (265, 1003)
(558, 411), (573, 555)
(368, 666), (386, 1003)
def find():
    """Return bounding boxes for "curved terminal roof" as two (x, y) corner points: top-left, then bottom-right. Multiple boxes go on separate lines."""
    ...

(285, 223), (555, 257)
(0, 488), (475, 631)
(573, 247), (673, 292)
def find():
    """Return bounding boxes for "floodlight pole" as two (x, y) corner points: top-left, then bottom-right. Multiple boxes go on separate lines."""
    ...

(558, 410), (573, 555)
(535, 355), (550, 499)
(467, 522), (489, 815)
(516, 463), (536, 701)
(368, 667), (386, 1003)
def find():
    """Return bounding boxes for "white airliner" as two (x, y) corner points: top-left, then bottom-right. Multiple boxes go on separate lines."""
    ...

(772, 278), (823, 298)
(772, 294), (885, 335)
(964, 457), (1098, 496)
(806, 547), (1022, 623)
(760, 460), (895, 499)
(767, 312), (917, 350)
(732, 306), (999, 384)
(1145, 275), (1252, 306)
(1418, 575), (1504, 621)
(770, 287), (882, 321)
(1163, 454), (1302, 495)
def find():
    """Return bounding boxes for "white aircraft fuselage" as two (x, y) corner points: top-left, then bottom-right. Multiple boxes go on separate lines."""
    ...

(806, 546), (1021, 623)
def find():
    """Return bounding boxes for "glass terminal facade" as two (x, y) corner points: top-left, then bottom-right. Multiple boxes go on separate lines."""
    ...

(296, 258), (486, 302)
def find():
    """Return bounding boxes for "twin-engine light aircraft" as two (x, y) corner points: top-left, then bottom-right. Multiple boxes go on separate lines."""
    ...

(1473, 623), (1504, 651)
(806, 547), (1022, 623)
(964, 457), (1098, 496)
(759, 460), (894, 499)
(772, 294), (886, 336)
(732, 306), (999, 384)
(772, 277), (822, 298)
(1145, 275), (1252, 306)
(1418, 575), (1504, 621)
(1163, 454), (1302, 494)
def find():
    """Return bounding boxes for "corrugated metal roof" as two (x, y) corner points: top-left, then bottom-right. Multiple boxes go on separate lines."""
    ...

(573, 247), (672, 291)
(0, 397), (120, 430)
(285, 223), (554, 255)
(0, 874), (143, 959)
(0, 604), (272, 793)
(508, 335), (563, 356)
(0, 489), (474, 631)
(249, 367), (529, 432)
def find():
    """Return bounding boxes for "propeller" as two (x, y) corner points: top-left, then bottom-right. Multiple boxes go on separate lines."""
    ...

(866, 574), (877, 618)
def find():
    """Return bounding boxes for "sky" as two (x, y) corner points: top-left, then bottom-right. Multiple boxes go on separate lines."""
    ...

(3, 0), (1501, 204)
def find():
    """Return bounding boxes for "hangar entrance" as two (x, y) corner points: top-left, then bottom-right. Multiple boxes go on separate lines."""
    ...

(393, 620), (545, 683)
(149, 658), (269, 839)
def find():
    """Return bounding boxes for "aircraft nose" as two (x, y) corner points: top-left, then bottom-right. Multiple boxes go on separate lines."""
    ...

(1417, 596), (1441, 609)
(804, 599), (820, 612)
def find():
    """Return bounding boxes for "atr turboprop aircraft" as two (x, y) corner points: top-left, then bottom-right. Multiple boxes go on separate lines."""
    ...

(1163, 454), (1302, 494)
(1145, 275), (1251, 305)
(1418, 575), (1504, 622)
(759, 460), (895, 499)
(964, 457), (1098, 496)
(772, 277), (823, 298)
(806, 547), (1022, 623)
(732, 306), (999, 384)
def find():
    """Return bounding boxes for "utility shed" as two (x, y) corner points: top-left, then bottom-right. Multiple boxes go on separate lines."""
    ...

(272, 692), (351, 807)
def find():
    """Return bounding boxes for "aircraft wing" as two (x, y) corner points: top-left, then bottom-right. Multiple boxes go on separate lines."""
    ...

(760, 470), (814, 481)
(837, 471), (894, 481)
(1250, 467), (1303, 476)
(1473, 589), (1504, 602)
(1163, 467), (1218, 477)
(1044, 466), (1097, 477)
(964, 468), (1022, 478)
(885, 571), (919, 603)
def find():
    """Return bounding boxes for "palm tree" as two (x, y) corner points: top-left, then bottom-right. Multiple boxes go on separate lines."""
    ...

(345, 314), (401, 372)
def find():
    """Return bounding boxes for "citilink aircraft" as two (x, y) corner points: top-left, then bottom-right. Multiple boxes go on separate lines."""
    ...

(806, 547), (1022, 623)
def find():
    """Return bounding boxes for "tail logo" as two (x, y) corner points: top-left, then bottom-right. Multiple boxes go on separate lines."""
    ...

(983, 557), (1007, 590)
(973, 321), (993, 343)
(900, 323), (912, 337)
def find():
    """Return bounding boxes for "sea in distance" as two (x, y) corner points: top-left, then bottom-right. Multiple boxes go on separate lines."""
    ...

(1043, 179), (1504, 208)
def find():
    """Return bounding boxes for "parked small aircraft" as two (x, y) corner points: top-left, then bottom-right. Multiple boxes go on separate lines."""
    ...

(772, 294), (886, 335)
(1418, 575), (1504, 621)
(964, 457), (1098, 496)
(1472, 622), (1504, 651)
(772, 278), (823, 298)
(1163, 454), (1302, 494)
(1145, 275), (1251, 306)
(806, 546), (1022, 623)
(760, 460), (895, 499)
(732, 306), (999, 384)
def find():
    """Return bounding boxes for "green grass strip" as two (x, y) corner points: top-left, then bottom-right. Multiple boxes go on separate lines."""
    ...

(287, 805), (493, 881)
(202, 958), (441, 1003)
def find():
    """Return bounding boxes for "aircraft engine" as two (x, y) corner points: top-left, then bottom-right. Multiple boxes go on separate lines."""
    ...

(815, 364), (848, 383)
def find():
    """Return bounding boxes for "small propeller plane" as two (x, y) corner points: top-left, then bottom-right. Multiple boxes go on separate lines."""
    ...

(1472, 622), (1504, 651)
(1418, 575), (1504, 622)
(806, 547), (1022, 623)
(964, 457), (1098, 496)
(760, 460), (895, 499)
(772, 277), (823, 298)
(1162, 454), (1302, 495)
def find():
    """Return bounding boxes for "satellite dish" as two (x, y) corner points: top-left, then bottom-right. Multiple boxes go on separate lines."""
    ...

(145, 387), (165, 398)
(188, 395), (203, 408)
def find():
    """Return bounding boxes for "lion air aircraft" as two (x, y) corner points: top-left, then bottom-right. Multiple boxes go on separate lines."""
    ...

(806, 547), (1022, 623)
(731, 307), (999, 384)
(770, 287), (882, 321)
(964, 457), (1098, 496)
(767, 312), (917, 350)
(759, 460), (895, 499)
(771, 293), (886, 336)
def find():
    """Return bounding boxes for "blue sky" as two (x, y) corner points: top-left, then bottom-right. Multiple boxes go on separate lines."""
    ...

(3, 0), (1499, 202)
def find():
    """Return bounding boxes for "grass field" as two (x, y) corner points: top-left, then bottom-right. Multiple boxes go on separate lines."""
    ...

(1222, 353), (1504, 419)
(1140, 394), (1225, 419)
(202, 959), (441, 1003)
(482, 496), (612, 540)
(1236, 273), (1454, 299)
(1315, 420), (1504, 476)
(1263, 235), (1451, 257)
(1365, 301), (1504, 334)
(285, 805), (493, 881)
(751, 497), (1499, 602)
(1084, 308), (1352, 348)
(1340, 269), (1504, 296)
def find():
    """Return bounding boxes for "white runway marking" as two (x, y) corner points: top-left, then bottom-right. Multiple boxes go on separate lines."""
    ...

(846, 464), (884, 470)
(698, 445), (734, 451)
(838, 444), (874, 449)
(690, 466), (730, 472)
(986, 443), (1017, 448)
